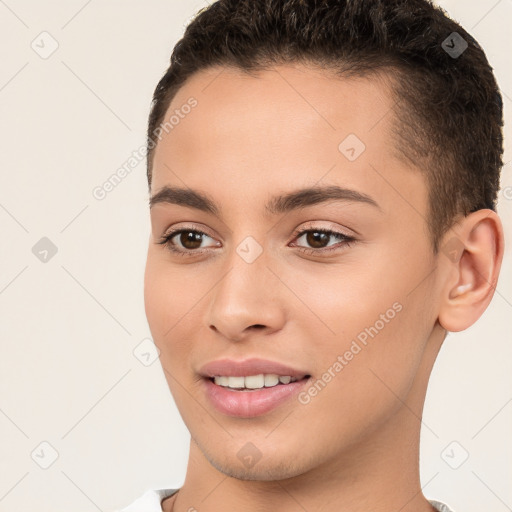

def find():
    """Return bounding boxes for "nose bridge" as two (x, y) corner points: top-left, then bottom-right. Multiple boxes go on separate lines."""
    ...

(206, 234), (285, 340)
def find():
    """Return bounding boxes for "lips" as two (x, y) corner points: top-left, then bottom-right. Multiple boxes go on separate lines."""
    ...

(198, 357), (311, 380)
(202, 372), (312, 417)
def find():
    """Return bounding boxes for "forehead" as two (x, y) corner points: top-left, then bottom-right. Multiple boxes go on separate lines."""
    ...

(157, 63), (396, 160)
(151, 63), (426, 221)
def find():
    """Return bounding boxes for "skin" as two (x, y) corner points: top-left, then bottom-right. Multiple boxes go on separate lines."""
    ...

(143, 63), (504, 512)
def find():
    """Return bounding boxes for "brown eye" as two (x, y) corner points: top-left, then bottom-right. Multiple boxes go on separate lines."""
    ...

(292, 228), (356, 255)
(178, 231), (204, 250)
(305, 231), (331, 248)
(157, 227), (219, 256)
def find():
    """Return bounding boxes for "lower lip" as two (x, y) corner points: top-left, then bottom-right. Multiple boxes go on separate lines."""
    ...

(202, 377), (311, 418)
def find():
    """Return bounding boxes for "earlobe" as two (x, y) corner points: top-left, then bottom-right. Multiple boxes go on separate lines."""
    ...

(438, 209), (504, 333)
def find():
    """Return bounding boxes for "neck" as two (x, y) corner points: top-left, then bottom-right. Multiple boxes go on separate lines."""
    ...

(165, 329), (444, 512)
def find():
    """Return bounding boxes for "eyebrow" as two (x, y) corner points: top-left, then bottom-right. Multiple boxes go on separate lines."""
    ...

(149, 185), (381, 215)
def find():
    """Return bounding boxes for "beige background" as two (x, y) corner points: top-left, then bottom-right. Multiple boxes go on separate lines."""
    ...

(0, 1), (510, 511)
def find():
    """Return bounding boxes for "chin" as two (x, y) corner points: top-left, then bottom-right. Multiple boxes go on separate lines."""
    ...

(202, 443), (311, 481)
(211, 459), (308, 481)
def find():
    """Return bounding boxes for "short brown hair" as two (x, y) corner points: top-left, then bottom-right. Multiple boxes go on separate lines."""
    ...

(146, 0), (503, 252)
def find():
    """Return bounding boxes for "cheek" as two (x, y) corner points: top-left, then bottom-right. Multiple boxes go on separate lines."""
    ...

(288, 249), (432, 393)
(144, 257), (196, 403)
(291, 277), (429, 446)
(144, 251), (216, 375)
(144, 250), (196, 324)
(144, 253), (193, 348)
(144, 255), (168, 335)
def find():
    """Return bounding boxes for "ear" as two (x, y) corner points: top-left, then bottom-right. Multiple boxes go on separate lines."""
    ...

(437, 209), (504, 332)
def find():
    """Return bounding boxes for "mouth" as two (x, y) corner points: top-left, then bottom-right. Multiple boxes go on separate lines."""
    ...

(205, 374), (311, 391)
(202, 374), (313, 418)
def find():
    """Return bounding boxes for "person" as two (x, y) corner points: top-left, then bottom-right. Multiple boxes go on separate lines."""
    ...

(118, 0), (505, 510)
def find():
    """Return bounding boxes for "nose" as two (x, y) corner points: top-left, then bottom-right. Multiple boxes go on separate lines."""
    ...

(206, 249), (286, 342)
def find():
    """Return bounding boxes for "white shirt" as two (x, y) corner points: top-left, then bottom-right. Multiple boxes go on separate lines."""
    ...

(115, 488), (456, 512)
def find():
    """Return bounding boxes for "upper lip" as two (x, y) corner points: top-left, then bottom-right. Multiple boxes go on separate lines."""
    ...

(199, 358), (310, 379)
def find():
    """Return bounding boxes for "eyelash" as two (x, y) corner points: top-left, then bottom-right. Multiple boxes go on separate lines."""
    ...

(157, 225), (356, 257)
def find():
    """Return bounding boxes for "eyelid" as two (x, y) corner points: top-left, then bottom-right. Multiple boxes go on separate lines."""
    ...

(158, 221), (357, 256)
(161, 222), (217, 241)
(156, 223), (219, 254)
(291, 220), (356, 239)
(289, 224), (356, 255)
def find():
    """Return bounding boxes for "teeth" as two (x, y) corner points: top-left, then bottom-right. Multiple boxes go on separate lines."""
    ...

(213, 374), (299, 389)
(245, 374), (264, 388)
(264, 374), (279, 386)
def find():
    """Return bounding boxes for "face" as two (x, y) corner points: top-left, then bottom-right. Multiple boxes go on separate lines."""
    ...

(144, 63), (444, 480)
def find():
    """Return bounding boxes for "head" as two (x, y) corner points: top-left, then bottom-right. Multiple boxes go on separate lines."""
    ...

(143, 0), (504, 482)
(146, 0), (504, 253)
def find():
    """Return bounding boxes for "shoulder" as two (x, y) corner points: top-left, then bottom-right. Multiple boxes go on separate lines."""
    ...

(115, 488), (180, 512)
